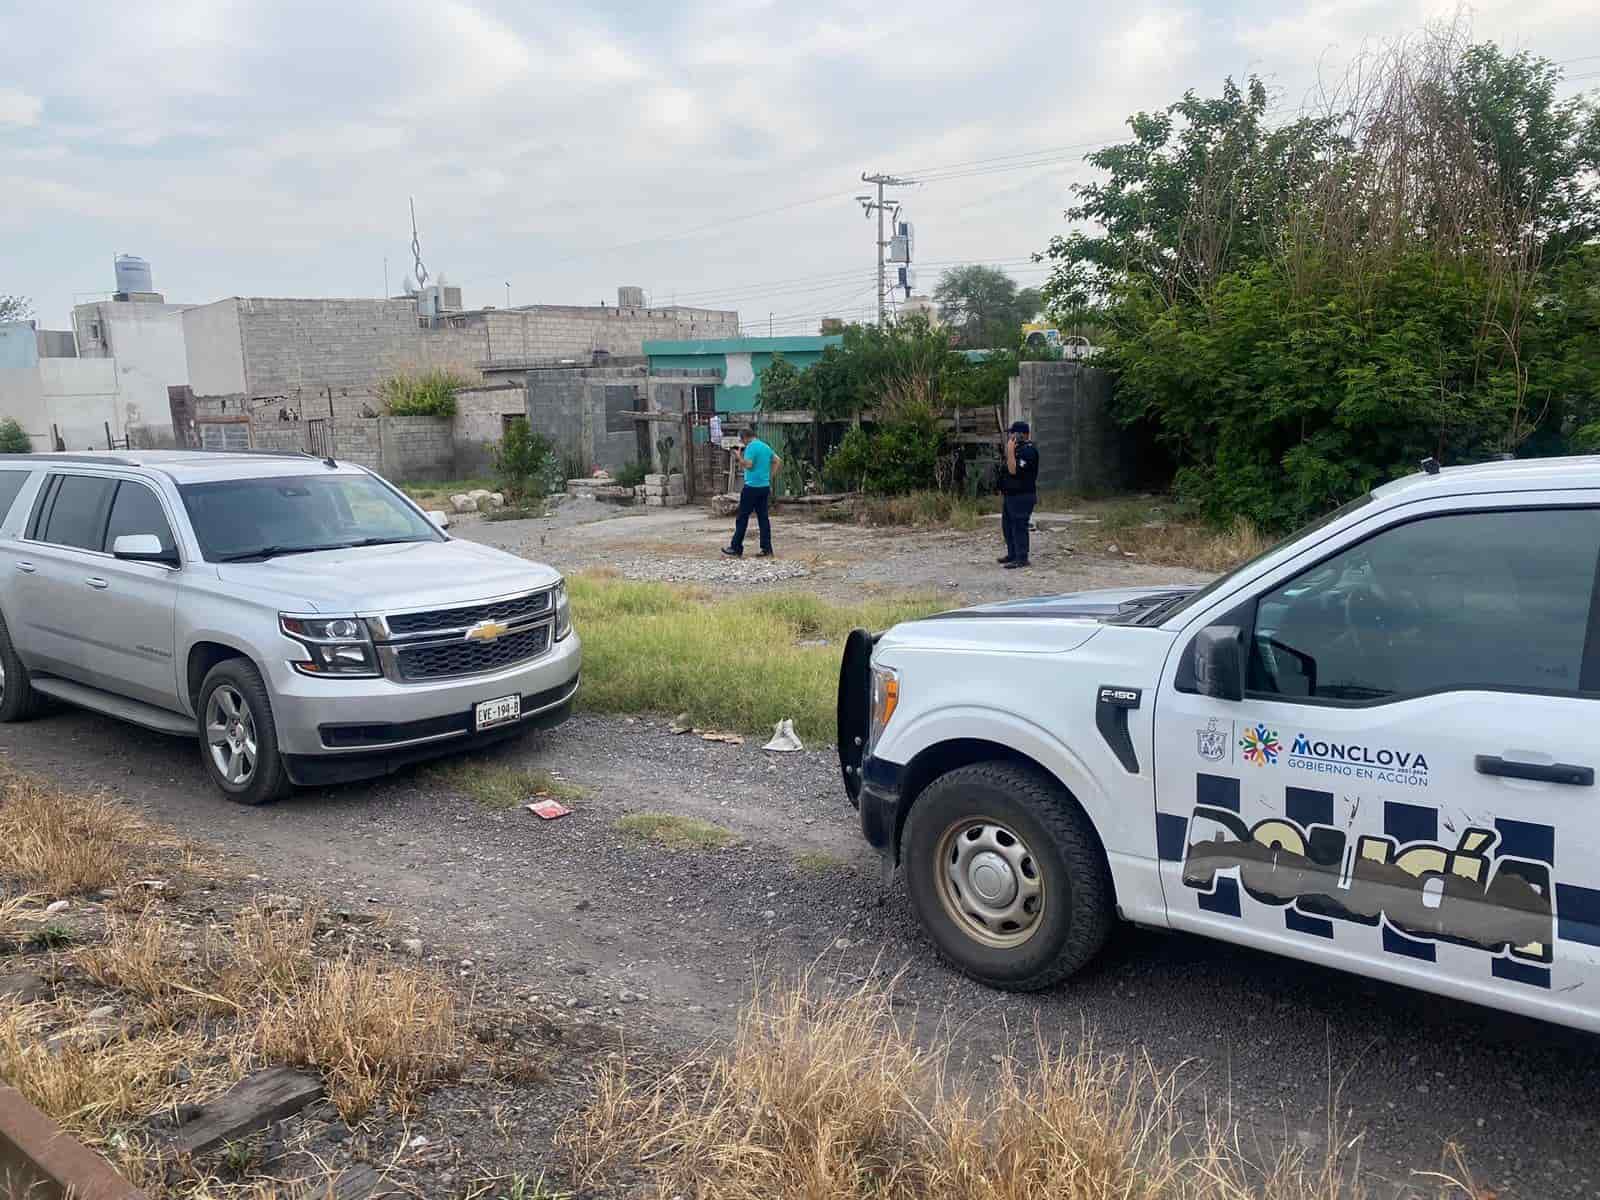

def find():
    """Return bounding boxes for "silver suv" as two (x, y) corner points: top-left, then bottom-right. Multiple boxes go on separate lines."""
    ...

(0, 451), (580, 804)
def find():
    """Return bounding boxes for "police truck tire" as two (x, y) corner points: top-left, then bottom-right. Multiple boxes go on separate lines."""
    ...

(903, 761), (1113, 991)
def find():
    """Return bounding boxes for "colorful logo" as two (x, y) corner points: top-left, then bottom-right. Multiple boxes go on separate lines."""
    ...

(1239, 723), (1281, 766)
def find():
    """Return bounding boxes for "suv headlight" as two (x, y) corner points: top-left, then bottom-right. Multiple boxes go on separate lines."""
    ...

(553, 579), (572, 641)
(280, 614), (381, 678)
(868, 664), (900, 753)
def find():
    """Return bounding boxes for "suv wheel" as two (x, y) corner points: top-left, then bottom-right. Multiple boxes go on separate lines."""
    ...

(902, 761), (1113, 991)
(198, 659), (291, 806)
(0, 612), (44, 722)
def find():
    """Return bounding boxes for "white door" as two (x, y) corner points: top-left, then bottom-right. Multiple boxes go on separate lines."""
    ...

(1153, 499), (1600, 1027)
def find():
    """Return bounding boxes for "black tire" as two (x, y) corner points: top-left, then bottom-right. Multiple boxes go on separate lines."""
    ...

(197, 658), (292, 806)
(902, 761), (1114, 991)
(0, 612), (44, 722)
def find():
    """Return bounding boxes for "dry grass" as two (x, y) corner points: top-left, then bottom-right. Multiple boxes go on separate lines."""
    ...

(827, 491), (1000, 530)
(0, 1000), (247, 1185)
(0, 767), (168, 896)
(423, 761), (589, 809)
(562, 976), (1477, 1200)
(1090, 500), (1272, 573)
(616, 812), (736, 851)
(254, 958), (463, 1120)
(0, 765), (474, 1195)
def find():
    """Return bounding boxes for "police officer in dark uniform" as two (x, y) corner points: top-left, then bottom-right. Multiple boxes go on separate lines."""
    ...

(998, 421), (1040, 569)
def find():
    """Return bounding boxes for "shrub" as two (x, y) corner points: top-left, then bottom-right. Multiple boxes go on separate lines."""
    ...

(614, 460), (649, 488)
(0, 418), (30, 453)
(493, 418), (560, 504)
(380, 369), (472, 417)
(822, 410), (943, 494)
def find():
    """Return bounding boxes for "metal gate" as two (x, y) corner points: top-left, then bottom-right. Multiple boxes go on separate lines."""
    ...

(306, 418), (331, 458)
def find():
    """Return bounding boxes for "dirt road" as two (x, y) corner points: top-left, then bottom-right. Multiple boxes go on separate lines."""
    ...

(4, 703), (1597, 1198)
(459, 498), (1210, 601)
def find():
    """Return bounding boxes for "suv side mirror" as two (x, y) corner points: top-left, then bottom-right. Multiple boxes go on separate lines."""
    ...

(112, 533), (178, 566)
(1193, 625), (1245, 701)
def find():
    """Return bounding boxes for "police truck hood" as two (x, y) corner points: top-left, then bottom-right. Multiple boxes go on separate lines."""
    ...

(877, 585), (1197, 655)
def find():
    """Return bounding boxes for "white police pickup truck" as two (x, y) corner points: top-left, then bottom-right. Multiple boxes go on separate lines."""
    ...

(838, 457), (1600, 1034)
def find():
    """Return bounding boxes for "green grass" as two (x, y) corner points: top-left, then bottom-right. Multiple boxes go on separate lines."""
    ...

(794, 850), (847, 872)
(422, 762), (588, 809)
(616, 813), (736, 851)
(29, 922), (75, 950)
(481, 504), (544, 522)
(402, 478), (498, 508)
(568, 576), (944, 741)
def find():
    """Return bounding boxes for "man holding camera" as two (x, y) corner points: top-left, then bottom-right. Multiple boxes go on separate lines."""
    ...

(998, 421), (1040, 569)
(721, 426), (781, 558)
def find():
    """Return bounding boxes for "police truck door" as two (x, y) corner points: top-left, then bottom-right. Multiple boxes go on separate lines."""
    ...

(1152, 496), (1600, 1028)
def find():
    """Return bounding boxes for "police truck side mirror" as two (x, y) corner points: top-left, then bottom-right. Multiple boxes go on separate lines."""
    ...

(1193, 625), (1245, 702)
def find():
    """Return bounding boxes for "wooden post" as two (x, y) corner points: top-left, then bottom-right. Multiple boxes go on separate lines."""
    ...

(683, 411), (695, 501)
(104, 421), (114, 450)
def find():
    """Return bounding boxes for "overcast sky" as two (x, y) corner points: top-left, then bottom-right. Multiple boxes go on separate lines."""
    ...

(3, 0), (1596, 333)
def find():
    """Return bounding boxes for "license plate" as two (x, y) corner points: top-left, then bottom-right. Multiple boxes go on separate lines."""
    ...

(474, 695), (521, 731)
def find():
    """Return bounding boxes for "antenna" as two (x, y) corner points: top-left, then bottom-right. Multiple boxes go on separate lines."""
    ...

(409, 197), (429, 291)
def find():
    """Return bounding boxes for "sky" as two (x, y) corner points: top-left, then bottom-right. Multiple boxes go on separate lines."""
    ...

(2, 0), (1597, 334)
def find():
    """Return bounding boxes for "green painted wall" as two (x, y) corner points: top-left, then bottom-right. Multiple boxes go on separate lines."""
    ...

(644, 335), (842, 412)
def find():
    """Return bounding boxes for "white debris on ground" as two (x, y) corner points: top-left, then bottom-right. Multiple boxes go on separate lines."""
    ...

(763, 718), (804, 753)
(613, 556), (811, 584)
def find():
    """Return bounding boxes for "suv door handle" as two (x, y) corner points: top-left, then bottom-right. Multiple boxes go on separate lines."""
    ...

(84, 576), (109, 590)
(1475, 755), (1593, 787)
(15, 561), (35, 574)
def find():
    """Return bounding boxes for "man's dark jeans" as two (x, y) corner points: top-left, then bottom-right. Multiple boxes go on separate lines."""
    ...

(1002, 491), (1036, 563)
(731, 485), (772, 555)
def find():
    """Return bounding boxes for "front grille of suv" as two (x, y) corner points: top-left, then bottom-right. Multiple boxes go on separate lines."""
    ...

(393, 624), (551, 681)
(385, 590), (550, 636)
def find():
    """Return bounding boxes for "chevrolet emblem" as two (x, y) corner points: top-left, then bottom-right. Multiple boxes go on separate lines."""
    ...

(464, 619), (510, 643)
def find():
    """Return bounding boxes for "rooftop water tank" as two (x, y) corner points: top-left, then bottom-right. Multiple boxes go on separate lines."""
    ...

(618, 285), (645, 308)
(114, 254), (153, 295)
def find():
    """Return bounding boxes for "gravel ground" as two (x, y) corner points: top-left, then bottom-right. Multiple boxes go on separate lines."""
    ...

(453, 500), (1210, 602)
(4, 708), (1599, 1197)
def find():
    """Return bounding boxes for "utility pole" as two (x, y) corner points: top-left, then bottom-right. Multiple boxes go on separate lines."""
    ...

(858, 172), (914, 326)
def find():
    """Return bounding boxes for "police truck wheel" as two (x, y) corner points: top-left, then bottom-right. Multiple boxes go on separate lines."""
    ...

(902, 762), (1113, 991)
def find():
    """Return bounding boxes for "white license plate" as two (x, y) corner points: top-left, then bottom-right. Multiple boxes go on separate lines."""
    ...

(474, 695), (521, 731)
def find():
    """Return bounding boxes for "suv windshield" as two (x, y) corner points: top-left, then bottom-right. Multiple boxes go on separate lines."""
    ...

(179, 474), (441, 562)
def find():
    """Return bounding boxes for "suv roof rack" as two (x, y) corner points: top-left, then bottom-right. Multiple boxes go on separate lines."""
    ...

(10, 453), (140, 466)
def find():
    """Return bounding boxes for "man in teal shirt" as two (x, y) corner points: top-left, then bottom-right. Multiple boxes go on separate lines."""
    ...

(722, 428), (781, 557)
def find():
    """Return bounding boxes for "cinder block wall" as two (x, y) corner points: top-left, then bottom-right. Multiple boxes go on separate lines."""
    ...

(1018, 361), (1136, 495)
(454, 384), (527, 476)
(526, 365), (647, 474)
(239, 415), (454, 482)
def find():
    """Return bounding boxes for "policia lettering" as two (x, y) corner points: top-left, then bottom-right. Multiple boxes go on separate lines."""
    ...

(1181, 785), (1553, 967)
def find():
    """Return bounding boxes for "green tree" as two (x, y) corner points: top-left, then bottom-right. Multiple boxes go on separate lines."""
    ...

(0, 418), (31, 453)
(757, 352), (807, 410)
(932, 266), (1041, 347)
(0, 295), (32, 324)
(1039, 31), (1600, 529)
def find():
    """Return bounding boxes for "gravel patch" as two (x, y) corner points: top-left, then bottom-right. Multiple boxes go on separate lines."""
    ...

(613, 556), (812, 584)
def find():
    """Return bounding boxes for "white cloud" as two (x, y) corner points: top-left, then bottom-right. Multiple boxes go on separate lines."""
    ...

(0, 87), (42, 126)
(1, 0), (1596, 328)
